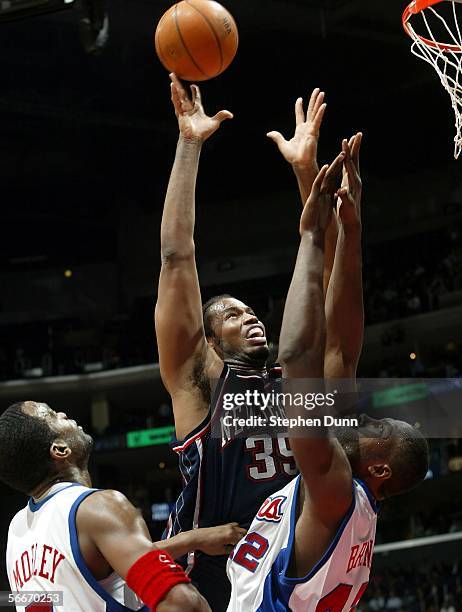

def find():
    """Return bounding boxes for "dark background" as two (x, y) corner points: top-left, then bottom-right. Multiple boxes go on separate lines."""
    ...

(0, 1), (462, 610)
(0, 0), (459, 270)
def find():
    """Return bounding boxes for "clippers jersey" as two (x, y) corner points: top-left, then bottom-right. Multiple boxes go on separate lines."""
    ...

(6, 483), (147, 612)
(165, 364), (296, 611)
(227, 475), (378, 611)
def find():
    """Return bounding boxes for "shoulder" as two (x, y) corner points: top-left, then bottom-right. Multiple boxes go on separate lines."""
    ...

(8, 506), (27, 530)
(77, 490), (140, 532)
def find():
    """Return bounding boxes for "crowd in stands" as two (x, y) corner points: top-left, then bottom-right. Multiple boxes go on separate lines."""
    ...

(364, 225), (462, 325)
(0, 224), (461, 382)
(359, 561), (462, 611)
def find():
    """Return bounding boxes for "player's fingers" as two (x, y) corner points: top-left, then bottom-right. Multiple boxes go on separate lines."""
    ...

(323, 152), (345, 192)
(170, 83), (182, 115)
(342, 138), (351, 157)
(311, 164), (329, 195)
(312, 103), (327, 131)
(311, 90), (325, 118)
(326, 151), (345, 177)
(306, 87), (320, 116)
(266, 131), (286, 147)
(343, 149), (361, 190)
(234, 527), (247, 539)
(295, 97), (304, 125)
(191, 84), (202, 107)
(336, 187), (355, 209)
(213, 110), (233, 123)
(169, 72), (188, 100)
(352, 132), (363, 173)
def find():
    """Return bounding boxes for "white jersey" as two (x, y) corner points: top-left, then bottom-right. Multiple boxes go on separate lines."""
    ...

(6, 482), (148, 612)
(227, 475), (378, 611)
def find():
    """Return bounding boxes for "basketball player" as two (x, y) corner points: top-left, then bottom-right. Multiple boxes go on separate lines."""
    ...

(155, 74), (334, 610)
(0, 401), (245, 611)
(226, 144), (430, 610)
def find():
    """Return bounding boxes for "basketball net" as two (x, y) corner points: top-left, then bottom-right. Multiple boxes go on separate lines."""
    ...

(403, 0), (462, 158)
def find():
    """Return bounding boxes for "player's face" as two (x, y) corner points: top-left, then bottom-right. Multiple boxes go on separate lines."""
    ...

(208, 298), (269, 366)
(23, 401), (93, 460)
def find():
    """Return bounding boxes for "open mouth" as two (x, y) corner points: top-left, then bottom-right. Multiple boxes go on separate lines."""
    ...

(246, 325), (267, 345)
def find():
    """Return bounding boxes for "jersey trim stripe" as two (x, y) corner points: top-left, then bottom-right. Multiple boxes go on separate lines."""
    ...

(28, 483), (82, 512)
(172, 421), (211, 453)
(354, 479), (380, 514)
(68, 489), (149, 612)
(185, 435), (205, 574)
(278, 476), (356, 586)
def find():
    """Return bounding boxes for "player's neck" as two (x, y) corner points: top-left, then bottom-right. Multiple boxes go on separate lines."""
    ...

(226, 359), (267, 375)
(31, 468), (92, 499)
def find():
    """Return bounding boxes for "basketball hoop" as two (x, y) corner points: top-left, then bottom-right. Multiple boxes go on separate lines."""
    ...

(403, 0), (462, 158)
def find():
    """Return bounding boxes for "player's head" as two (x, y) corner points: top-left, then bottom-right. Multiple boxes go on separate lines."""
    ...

(0, 401), (93, 495)
(337, 414), (429, 500)
(203, 295), (269, 367)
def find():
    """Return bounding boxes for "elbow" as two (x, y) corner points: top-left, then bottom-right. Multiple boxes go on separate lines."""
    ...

(278, 347), (306, 368)
(160, 241), (195, 265)
(158, 585), (209, 612)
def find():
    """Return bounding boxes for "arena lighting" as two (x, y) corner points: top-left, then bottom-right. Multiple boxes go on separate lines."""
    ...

(0, 0), (75, 22)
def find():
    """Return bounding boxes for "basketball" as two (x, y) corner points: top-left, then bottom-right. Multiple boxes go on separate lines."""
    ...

(154, 0), (239, 82)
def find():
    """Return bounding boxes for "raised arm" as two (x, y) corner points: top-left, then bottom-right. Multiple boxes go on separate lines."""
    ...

(155, 74), (231, 438)
(77, 490), (210, 611)
(267, 88), (326, 206)
(324, 134), (364, 379)
(267, 89), (338, 299)
(278, 157), (352, 564)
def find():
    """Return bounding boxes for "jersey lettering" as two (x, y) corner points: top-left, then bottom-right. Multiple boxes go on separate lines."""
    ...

(11, 544), (65, 589)
(346, 540), (373, 573)
(256, 496), (287, 523)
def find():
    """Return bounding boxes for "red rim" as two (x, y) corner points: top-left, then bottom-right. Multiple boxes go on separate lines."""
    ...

(402, 0), (462, 52)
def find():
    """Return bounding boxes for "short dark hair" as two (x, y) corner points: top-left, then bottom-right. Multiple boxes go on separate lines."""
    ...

(202, 294), (233, 339)
(385, 432), (429, 497)
(0, 403), (57, 494)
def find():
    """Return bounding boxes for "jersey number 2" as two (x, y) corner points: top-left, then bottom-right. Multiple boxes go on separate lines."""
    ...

(316, 582), (369, 611)
(233, 532), (269, 573)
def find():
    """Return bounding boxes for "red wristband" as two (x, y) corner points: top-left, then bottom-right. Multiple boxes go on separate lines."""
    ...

(126, 549), (191, 610)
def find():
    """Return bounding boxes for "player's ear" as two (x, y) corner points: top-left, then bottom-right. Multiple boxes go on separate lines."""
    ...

(367, 463), (392, 482)
(50, 440), (72, 461)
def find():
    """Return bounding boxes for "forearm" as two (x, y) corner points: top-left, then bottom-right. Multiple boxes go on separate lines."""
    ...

(161, 137), (202, 258)
(325, 224), (363, 376)
(323, 214), (339, 299)
(293, 164), (318, 207)
(278, 231), (325, 377)
(155, 530), (198, 560)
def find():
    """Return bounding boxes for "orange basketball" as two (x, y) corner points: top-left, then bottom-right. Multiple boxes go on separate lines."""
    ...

(155, 0), (239, 81)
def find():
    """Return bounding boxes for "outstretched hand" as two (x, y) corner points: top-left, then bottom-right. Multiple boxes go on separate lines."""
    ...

(169, 73), (233, 143)
(335, 133), (363, 228)
(267, 88), (326, 170)
(300, 151), (344, 236)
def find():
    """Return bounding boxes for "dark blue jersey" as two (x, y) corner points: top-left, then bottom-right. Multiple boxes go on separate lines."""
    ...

(164, 364), (296, 611)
